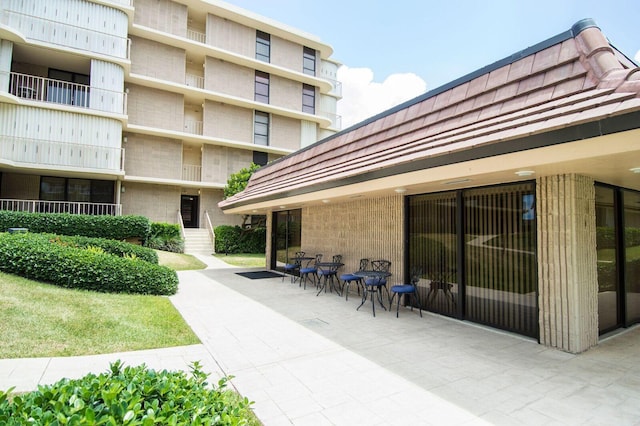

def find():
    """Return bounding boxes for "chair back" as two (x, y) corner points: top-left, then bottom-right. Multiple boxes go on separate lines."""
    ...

(357, 258), (369, 271)
(332, 254), (342, 263)
(293, 251), (306, 265)
(371, 260), (391, 273)
(410, 266), (423, 286)
(313, 253), (323, 265)
(295, 251), (305, 258)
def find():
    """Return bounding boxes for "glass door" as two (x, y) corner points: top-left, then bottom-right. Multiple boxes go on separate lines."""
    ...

(272, 210), (302, 271)
(596, 186), (621, 333)
(623, 190), (640, 325)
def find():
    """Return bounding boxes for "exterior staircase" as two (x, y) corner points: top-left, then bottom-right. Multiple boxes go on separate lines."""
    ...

(183, 228), (214, 254)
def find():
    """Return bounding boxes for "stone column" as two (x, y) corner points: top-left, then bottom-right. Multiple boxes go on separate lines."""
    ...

(537, 174), (598, 353)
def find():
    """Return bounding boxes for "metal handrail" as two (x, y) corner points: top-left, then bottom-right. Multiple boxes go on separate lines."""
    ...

(204, 210), (216, 254)
(0, 199), (121, 216)
(177, 210), (185, 239)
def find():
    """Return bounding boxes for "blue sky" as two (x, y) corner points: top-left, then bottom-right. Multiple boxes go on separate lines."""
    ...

(223, 0), (639, 127)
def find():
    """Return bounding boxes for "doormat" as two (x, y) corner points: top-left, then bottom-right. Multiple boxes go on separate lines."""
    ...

(235, 271), (283, 279)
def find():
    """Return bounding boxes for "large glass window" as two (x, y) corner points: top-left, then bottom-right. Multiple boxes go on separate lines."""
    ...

(302, 84), (315, 114)
(272, 209), (302, 272)
(255, 71), (269, 103)
(40, 176), (114, 204)
(623, 190), (640, 325)
(303, 47), (316, 76)
(256, 31), (270, 62)
(596, 186), (620, 332)
(254, 111), (269, 146)
(408, 183), (538, 338)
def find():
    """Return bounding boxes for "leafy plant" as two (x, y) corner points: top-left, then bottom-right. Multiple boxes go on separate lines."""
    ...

(0, 361), (257, 425)
(223, 163), (261, 199)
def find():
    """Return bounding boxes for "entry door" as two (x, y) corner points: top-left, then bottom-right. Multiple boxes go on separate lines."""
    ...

(181, 195), (199, 228)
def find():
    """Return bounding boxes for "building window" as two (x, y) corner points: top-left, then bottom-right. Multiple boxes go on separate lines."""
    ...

(254, 111), (269, 146)
(302, 84), (315, 114)
(48, 69), (90, 107)
(255, 71), (269, 103)
(303, 47), (316, 76)
(256, 30), (270, 62)
(253, 151), (268, 166)
(40, 177), (114, 203)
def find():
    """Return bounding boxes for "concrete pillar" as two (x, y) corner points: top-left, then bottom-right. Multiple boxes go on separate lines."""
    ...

(537, 174), (598, 353)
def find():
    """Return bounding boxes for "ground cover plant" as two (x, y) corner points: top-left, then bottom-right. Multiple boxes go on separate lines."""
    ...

(0, 361), (258, 425)
(0, 272), (199, 358)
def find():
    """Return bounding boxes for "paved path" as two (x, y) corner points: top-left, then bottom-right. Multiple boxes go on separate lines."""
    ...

(2, 253), (640, 425)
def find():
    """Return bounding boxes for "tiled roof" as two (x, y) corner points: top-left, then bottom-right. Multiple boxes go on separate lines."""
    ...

(220, 19), (640, 210)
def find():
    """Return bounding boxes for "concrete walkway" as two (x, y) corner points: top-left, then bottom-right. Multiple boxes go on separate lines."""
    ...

(2, 254), (640, 425)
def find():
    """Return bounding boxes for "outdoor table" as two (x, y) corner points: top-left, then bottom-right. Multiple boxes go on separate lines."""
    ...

(287, 256), (314, 283)
(315, 262), (344, 296)
(354, 270), (392, 316)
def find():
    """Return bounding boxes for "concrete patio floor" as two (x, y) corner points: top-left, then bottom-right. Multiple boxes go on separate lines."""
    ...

(2, 254), (640, 425)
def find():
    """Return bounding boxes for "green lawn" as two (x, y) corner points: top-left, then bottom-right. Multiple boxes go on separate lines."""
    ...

(0, 259), (201, 358)
(214, 253), (266, 267)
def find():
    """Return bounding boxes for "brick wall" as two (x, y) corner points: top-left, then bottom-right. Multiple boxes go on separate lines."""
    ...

(124, 134), (182, 180)
(130, 36), (186, 83)
(126, 84), (184, 132)
(121, 182), (180, 223)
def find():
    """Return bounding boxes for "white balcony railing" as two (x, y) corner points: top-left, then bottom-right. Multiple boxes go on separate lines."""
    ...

(0, 199), (122, 216)
(0, 10), (129, 60)
(319, 111), (342, 130)
(0, 136), (124, 172)
(5, 72), (127, 115)
(182, 164), (202, 182)
(185, 73), (204, 89)
(183, 121), (203, 135)
(187, 28), (206, 44)
(326, 79), (342, 97)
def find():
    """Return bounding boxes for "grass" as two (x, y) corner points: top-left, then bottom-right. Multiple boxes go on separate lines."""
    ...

(155, 249), (207, 270)
(214, 253), (266, 267)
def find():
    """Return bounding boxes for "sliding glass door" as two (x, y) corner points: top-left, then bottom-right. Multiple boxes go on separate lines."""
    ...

(272, 209), (302, 271)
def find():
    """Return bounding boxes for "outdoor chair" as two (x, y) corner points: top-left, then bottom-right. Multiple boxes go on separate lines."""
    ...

(389, 267), (423, 318)
(339, 258), (369, 301)
(300, 254), (322, 290)
(282, 251), (305, 283)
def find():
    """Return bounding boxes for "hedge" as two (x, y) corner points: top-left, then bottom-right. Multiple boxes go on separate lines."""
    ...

(0, 361), (256, 425)
(214, 225), (265, 254)
(50, 233), (158, 264)
(0, 233), (177, 295)
(0, 211), (150, 241)
(145, 222), (184, 253)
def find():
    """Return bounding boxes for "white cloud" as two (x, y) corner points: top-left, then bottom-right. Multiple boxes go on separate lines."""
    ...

(336, 66), (427, 129)
(636, 50), (640, 63)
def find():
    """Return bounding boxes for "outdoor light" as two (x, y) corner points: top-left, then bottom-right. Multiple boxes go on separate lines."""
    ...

(630, 167), (640, 174)
(279, 205), (287, 209)
(515, 170), (535, 177)
(394, 188), (407, 194)
(322, 199), (330, 203)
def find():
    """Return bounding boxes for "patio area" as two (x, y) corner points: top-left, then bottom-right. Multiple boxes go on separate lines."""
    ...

(171, 263), (640, 425)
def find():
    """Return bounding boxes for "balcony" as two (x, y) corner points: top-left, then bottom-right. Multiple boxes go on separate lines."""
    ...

(0, 199), (122, 216)
(183, 120), (203, 135)
(186, 28), (206, 44)
(185, 73), (204, 89)
(0, 136), (124, 172)
(319, 111), (342, 130)
(0, 10), (129, 60)
(4, 72), (127, 115)
(182, 164), (202, 182)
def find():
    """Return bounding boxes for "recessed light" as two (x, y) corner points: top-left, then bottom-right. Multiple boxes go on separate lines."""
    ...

(444, 178), (471, 185)
(515, 170), (535, 177)
(630, 167), (640, 174)
(322, 199), (330, 203)
(279, 205), (287, 209)
(394, 188), (407, 194)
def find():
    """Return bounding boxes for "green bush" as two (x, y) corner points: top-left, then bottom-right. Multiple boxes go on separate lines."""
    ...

(0, 361), (256, 425)
(597, 226), (640, 249)
(0, 211), (151, 241)
(145, 222), (185, 253)
(0, 233), (177, 295)
(51, 234), (158, 264)
(214, 225), (265, 254)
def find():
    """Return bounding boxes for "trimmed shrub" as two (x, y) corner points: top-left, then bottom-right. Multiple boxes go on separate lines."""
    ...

(51, 234), (158, 264)
(0, 233), (177, 295)
(0, 211), (150, 241)
(0, 361), (255, 425)
(214, 225), (265, 254)
(145, 222), (185, 253)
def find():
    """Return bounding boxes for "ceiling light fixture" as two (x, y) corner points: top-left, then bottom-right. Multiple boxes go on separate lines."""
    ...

(394, 188), (407, 194)
(515, 170), (535, 177)
(322, 199), (330, 203)
(279, 205), (287, 209)
(630, 167), (640, 174)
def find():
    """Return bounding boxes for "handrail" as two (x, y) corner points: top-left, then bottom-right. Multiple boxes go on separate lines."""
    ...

(204, 210), (216, 254)
(177, 210), (185, 239)
(0, 199), (121, 216)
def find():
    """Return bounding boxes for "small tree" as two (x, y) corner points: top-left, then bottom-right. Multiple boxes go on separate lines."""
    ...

(223, 163), (263, 229)
(223, 163), (261, 199)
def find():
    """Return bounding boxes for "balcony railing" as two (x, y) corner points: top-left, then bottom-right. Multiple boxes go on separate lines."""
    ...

(326, 78), (342, 97)
(319, 111), (342, 130)
(4, 72), (127, 115)
(0, 136), (124, 172)
(0, 199), (122, 216)
(187, 28), (206, 44)
(182, 164), (202, 181)
(183, 121), (203, 135)
(185, 73), (204, 89)
(0, 10), (129, 60)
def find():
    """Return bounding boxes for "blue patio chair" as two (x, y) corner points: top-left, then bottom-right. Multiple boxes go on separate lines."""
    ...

(339, 258), (369, 301)
(389, 267), (423, 318)
(282, 251), (305, 283)
(300, 254), (322, 290)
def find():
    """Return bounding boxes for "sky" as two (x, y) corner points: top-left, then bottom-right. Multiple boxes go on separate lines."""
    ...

(222, 0), (639, 128)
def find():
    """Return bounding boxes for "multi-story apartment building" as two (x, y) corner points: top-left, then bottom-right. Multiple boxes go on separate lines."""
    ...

(0, 0), (341, 234)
